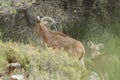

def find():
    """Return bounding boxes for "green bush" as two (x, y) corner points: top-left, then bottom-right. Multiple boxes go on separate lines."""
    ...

(0, 42), (7, 72)
(0, 42), (88, 80)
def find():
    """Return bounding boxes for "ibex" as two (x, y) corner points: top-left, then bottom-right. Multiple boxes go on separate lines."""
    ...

(87, 41), (104, 59)
(33, 16), (86, 67)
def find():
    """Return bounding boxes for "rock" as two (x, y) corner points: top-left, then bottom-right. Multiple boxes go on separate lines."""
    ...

(89, 71), (100, 80)
(6, 62), (22, 74)
(11, 74), (24, 80)
(6, 63), (21, 68)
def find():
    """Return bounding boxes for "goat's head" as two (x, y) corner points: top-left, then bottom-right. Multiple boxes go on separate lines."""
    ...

(87, 41), (104, 59)
(33, 16), (55, 36)
(33, 16), (46, 36)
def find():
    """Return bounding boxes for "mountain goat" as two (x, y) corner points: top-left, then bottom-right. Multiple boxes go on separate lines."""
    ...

(33, 16), (86, 67)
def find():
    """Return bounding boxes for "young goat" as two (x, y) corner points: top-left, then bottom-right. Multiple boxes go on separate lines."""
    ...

(87, 41), (119, 80)
(33, 16), (86, 67)
(87, 41), (104, 59)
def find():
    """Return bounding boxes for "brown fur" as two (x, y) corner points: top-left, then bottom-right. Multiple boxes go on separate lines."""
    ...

(33, 16), (86, 67)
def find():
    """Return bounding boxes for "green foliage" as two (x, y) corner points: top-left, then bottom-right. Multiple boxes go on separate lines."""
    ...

(1, 0), (120, 42)
(28, 48), (88, 80)
(84, 29), (120, 80)
(0, 42), (7, 72)
(0, 42), (88, 80)
(0, 29), (1, 42)
(0, 0), (35, 14)
(0, 42), (38, 71)
(85, 28), (120, 57)
(0, 0), (120, 80)
(87, 54), (120, 80)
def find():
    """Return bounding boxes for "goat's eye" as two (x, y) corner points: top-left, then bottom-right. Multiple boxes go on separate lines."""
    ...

(36, 21), (39, 23)
(36, 19), (40, 23)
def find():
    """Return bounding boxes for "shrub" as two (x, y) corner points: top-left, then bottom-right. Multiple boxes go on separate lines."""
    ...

(0, 42), (88, 80)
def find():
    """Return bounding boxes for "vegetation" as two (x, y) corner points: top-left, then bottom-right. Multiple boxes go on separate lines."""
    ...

(85, 32), (120, 80)
(0, 42), (88, 80)
(0, 0), (120, 80)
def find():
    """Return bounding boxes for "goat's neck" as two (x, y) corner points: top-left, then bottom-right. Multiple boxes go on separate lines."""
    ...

(41, 25), (52, 43)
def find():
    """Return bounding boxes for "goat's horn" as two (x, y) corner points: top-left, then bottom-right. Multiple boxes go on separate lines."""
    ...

(87, 41), (94, 47)
(41, 17), (55, 23)
(36, 16), (40, 20)
(97, 44), (104, 49)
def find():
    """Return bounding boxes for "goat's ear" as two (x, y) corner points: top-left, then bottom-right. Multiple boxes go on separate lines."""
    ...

(36, 16), (41, 23)
(87, 41), (94, 47)
(97, 44), (104, 50)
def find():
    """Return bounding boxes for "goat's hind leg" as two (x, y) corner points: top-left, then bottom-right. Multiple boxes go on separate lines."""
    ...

(79, 56), (87, 71)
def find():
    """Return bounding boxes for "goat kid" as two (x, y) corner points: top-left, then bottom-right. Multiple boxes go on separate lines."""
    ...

(87, 41), (104, 59)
